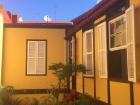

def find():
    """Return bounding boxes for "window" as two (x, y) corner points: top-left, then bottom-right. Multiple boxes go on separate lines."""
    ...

(83, 29), (94, 76)
(27, 40), (47, 75)
(108, 5), (136, 82)
(97, 22), (108, 78)
(109, 15), (127, 51)
(109, 15), (128, 81)
(109, 50), (128, 80)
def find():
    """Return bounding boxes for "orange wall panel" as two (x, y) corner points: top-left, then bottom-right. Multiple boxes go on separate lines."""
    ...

(2, 28), (66, 89)
(110, 82), (130, 105)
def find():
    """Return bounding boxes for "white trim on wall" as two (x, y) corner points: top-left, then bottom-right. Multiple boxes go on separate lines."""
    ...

(0, 13), (3, 86)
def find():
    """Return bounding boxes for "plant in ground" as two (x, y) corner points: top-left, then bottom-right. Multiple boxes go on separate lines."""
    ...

(75, 93), (97, 105)
(0, 86), (22, 105)
(0, 86), (98, 105)
(49, 63), (85, 101)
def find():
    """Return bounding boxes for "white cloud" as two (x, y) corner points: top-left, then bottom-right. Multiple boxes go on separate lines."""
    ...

(96, 0), (102, 4)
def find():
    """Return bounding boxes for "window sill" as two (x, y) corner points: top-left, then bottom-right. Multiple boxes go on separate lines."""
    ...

(83, 74), (94, 78)
(26, 74), (47, 76)
(109, 45), (127, 51)
(110, 78), (130, 83)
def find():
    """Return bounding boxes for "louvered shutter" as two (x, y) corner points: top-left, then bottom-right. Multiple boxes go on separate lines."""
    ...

(83, 30), (94, 75)
(83, 33), (87, 71)
(86, 32), (93, 75)
(126, 5), (136, 82)
(27, 41), (46, 75)
(36, 41), (46, 74)
(27, 41), (37, 74)
(97, 22), (108, 78)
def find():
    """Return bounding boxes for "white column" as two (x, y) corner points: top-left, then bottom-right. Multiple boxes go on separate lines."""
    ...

(0, 13), (3, 86)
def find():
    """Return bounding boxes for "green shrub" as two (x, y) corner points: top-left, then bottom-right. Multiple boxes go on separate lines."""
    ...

(0, 86), (22, 105)
(75, 94), (97, 105)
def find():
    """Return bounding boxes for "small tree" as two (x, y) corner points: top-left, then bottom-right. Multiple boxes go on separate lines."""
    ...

(49, 63), (85, 92)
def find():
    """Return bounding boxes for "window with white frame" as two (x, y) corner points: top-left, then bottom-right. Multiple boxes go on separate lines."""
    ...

(108, 5), (136, 82)
(27, 40), (47, 75)
(83, 29), (94, 76)
(109, 15), (127, 51)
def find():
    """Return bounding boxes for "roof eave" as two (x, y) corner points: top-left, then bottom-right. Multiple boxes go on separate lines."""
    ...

(67, 0), (121, 36)
(4, 22), (73, 28)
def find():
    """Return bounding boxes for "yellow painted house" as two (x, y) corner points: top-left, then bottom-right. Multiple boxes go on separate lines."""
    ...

(1, 0), (140, 105)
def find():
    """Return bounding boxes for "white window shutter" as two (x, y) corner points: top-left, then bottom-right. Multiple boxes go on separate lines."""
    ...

(36, 58), (46, 74)
(28, 41), (37, 57)
(38, 41), (46, 57)
(126, 5), (136, 82)
(97, 22), (108, 78)
(27, 58), (36, 74)
(36, 41), (46, 74)
(27, 41), (46, 75)
(83, 30), (94, 76)
(27, 41), (36, 74)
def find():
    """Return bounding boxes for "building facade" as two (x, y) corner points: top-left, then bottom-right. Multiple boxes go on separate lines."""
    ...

(66, 0), (140, 105)
(1, 0), (140, 105)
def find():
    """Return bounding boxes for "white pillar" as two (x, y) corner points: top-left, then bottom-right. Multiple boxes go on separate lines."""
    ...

(0, 13), (3, 86)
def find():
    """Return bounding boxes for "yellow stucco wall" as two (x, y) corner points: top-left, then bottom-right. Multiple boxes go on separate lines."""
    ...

(76, 30), (82, 65)
(94, 16), (106, 25)
(130, 0), (140, 105)
(110, 82), (130, 105)
(84, 78), (94, 96)
(2, 28), (66, 89)
(94, 20), (108, 103)
(76, 30), (83, 93)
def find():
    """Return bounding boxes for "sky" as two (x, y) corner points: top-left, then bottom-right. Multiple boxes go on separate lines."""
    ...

(0, 0), (101, 21)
